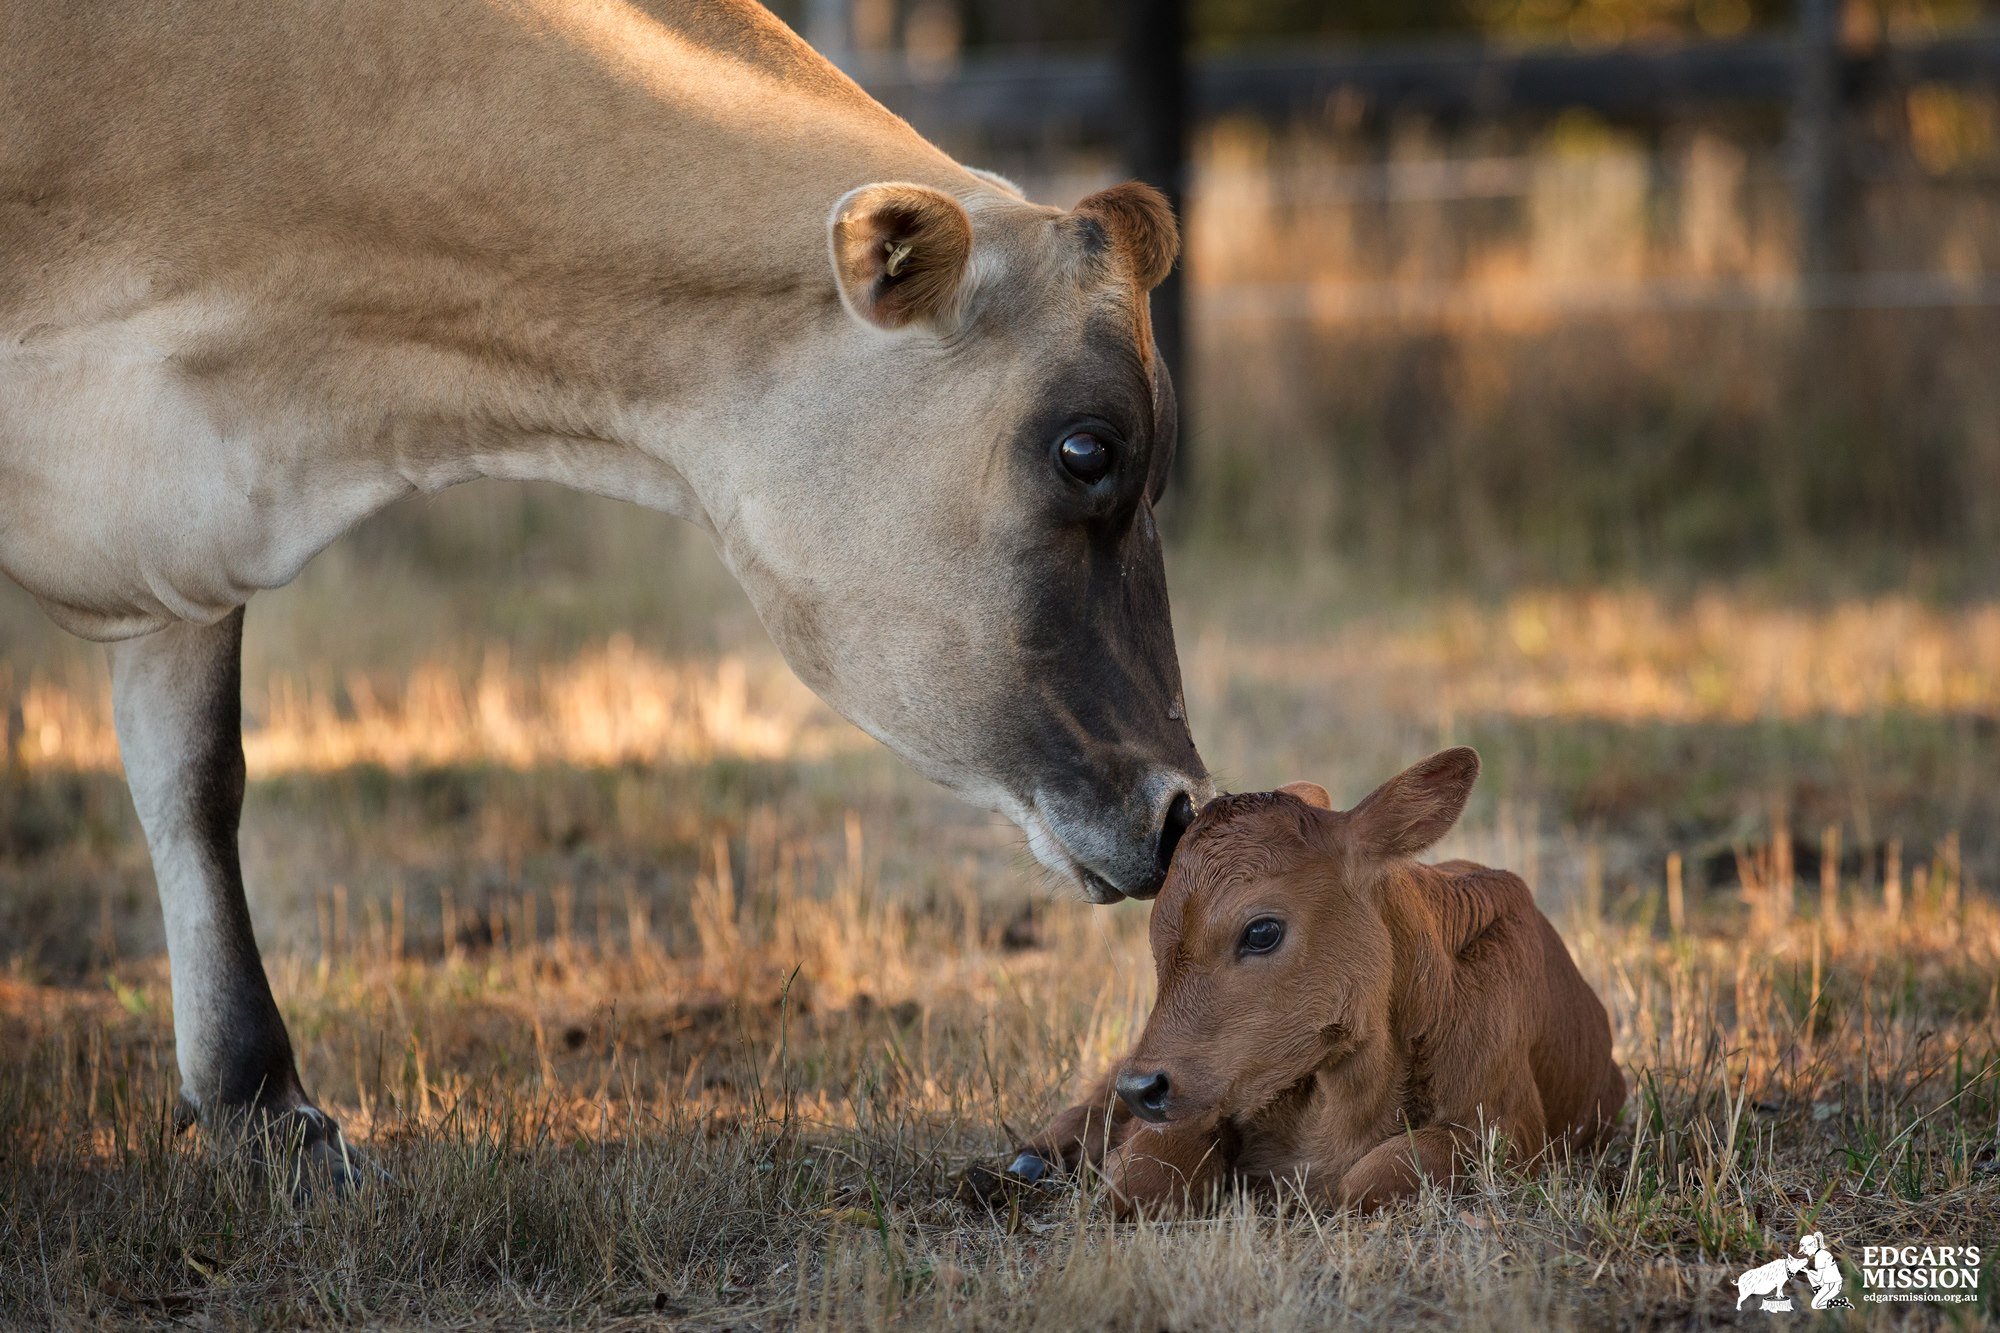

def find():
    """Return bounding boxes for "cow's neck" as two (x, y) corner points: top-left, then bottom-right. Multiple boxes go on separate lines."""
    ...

(253, 1), (965, 519)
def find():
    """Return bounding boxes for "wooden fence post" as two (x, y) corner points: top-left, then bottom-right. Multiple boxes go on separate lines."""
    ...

(2, 665), (21, 781)
(1117, 0), (1192, 494)
(1793, 0), (1843, 290)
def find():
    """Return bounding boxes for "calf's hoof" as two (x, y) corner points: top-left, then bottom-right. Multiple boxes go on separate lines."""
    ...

(1005, 1151), (1053, 1184)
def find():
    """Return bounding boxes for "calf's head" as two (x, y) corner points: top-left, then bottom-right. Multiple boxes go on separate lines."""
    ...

(1115, 749), (1482, 1125)
(706, 175), (1209, 901)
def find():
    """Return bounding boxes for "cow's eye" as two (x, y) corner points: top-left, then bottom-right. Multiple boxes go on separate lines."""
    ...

(1239, 917), (1285, 956)
(1056, 431), (1112, 484)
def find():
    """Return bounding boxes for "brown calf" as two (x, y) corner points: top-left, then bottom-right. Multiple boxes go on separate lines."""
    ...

(1009, 748), (1624, 1215)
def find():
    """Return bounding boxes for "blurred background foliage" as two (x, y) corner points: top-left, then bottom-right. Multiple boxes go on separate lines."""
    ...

(766, 0), (1982, 50)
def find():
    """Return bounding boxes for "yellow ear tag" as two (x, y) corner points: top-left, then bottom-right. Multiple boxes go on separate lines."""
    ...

(884, 241), (914, 277)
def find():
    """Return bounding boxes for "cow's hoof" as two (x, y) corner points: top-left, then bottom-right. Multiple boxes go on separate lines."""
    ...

(234, 1105), (387, 1202)
(282, 1107), (391, 1200)
(296, 1112), (390, 1200)
(1005, 1151), (1052, 1184)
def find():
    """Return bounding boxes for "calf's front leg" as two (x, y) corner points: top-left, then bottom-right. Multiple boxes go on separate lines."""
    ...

(1333, 1124), (1469, 1212)
(1336, 1094), (1547, 1211)
(1102, 1119), (1233, 1218)
(1008, 1068), (1134, 1182)
(111, 608), (362, 1192)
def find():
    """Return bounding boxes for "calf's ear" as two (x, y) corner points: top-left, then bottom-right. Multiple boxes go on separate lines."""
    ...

(1278, 780), (1332, 810)
(1346, 747), (1480, 862)
(830, 182), (975, 333)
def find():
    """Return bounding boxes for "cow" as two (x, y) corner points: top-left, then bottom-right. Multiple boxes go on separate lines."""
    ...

(1008, 749), (1625, 1215)
(0, 0), (1210, 1183)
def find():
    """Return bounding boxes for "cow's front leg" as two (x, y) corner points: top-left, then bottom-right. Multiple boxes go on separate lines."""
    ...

(111, 608), (363, 1193)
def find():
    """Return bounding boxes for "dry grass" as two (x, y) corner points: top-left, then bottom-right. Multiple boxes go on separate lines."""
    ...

(3, 551), (1997, 1327)
(1, 816), (1995, 1328)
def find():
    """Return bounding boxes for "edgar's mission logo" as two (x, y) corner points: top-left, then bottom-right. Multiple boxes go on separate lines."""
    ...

(1735, 1232), (1853, 1313)
(1857, 1244), (1983, 1304)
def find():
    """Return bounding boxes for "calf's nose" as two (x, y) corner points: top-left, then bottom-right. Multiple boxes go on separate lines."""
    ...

(1116, 1069), (1172, 1123)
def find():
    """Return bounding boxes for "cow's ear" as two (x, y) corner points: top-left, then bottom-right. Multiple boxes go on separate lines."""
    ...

(830, 182), (974, 332)
(1072, 181), (1178, 290)
(1345, 748), (1479, 862)
(1278, 780), (1332, 810)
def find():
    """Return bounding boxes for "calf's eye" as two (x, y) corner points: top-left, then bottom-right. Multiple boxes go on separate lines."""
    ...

(1239, 917), (1285, 956)
(1057, 431), (1111, 484)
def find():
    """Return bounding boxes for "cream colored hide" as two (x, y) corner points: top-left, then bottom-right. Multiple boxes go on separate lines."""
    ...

(0, 0), (1208, 1176)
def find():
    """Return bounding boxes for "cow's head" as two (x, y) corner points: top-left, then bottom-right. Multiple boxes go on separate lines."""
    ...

(1113, 750), (1482, 1125)
(702, 174), (1209, 901)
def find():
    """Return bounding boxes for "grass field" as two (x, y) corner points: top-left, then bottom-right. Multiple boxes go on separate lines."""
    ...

(2, 489), (1997, 1328)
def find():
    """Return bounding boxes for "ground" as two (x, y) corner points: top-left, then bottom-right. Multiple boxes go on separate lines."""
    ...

(2, 492), (1997, 1329)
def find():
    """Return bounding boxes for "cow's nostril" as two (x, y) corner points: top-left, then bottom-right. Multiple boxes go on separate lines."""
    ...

(1116, 1070), (1173, 1123)
(1155, 791), (1196, 876)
